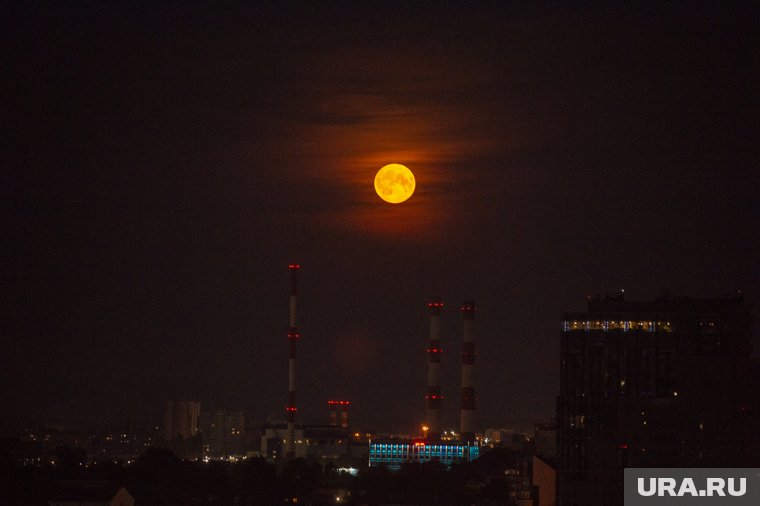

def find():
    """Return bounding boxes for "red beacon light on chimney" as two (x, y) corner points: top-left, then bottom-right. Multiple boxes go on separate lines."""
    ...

(288, 263), (301, 270)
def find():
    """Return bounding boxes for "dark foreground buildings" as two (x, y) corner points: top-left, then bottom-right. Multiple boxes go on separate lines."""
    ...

(557, 294), (757, 506)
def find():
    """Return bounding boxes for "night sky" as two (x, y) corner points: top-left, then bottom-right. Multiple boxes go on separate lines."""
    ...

(3, 2), (759, 435)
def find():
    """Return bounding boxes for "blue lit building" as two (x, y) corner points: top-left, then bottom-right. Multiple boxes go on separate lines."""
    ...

(368, 440), (480, 469)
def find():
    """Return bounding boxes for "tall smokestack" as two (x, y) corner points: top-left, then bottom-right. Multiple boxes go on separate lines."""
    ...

(339, 401), (350, 429)
(285, 263), (300, 459)
(460, 301), (477, 443)
(328, 400), (350, 428)
(426, 297), (443, 441)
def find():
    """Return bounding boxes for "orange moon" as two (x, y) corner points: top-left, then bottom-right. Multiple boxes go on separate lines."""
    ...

(374, 164), (416, 204)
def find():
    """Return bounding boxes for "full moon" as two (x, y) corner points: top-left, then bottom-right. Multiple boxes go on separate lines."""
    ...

(374, 163), (416, 204)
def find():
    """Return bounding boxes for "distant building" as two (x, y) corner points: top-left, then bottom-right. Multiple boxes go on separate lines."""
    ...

(533, 454), (556, 506)
(261, 424), (365, 465)
(533, 421), (556, 461)
(163, 401), (201, 441)
(501, 453), (556, 506)
(504, 458), (533, 506)
(200, 410), (245, 458)
(485, 428), (529, 451)
(557, 294), (754, 506)
(368, 439), (480, 470)
(0, 437), (42, 467)
(261, 424), (298, 459)
(484, 427), (508, 444)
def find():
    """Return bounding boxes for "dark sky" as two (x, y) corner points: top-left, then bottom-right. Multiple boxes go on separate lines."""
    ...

(2, 2), (759, 435)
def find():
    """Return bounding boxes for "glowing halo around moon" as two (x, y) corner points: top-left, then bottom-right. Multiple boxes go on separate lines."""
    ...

(374, 163), (416, 204)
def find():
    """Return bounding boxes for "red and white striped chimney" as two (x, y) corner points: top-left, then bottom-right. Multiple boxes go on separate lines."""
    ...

(460, 301), (477, 443)
(339, 401), (350, 429)
(327, 400), (350, 428)
(426, 297), (444, 441)
(285, 263), (300, 459)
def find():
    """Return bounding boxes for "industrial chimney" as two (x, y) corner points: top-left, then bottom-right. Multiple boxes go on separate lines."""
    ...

(328, 400), (350, 428)
(339, 400), (350, 428)
(285, 263), (300, 459)
(460, 301), (477, 443)
(426, 297), (444, 441)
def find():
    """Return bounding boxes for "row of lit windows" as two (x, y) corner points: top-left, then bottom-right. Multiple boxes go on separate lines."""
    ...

(370, 445), (466, 456)
(370, 456), (410, 462)
(369, 444), (479, 467)
(562, 321), (673, 332)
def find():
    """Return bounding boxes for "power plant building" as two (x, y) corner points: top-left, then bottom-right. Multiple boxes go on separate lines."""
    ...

(261, 423), (366, 464)
(368, 298), (482, 470)
(368, 440), (480, 470)
(273, 267), (486, 470)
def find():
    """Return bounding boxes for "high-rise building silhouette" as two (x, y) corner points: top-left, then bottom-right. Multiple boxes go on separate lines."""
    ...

(163, 401), (201, 442)
(199, 410), (245, 458)
(557, 294), (754, 506)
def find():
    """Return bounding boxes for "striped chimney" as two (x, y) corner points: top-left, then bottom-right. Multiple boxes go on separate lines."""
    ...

(328, 401), (338, 427)
(426, 297), (444, 441)
(339, 401), (350, 429)
(285, 263), (300, 459)
(328, 400), (350, 428)
(460, 301), (477, 443)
